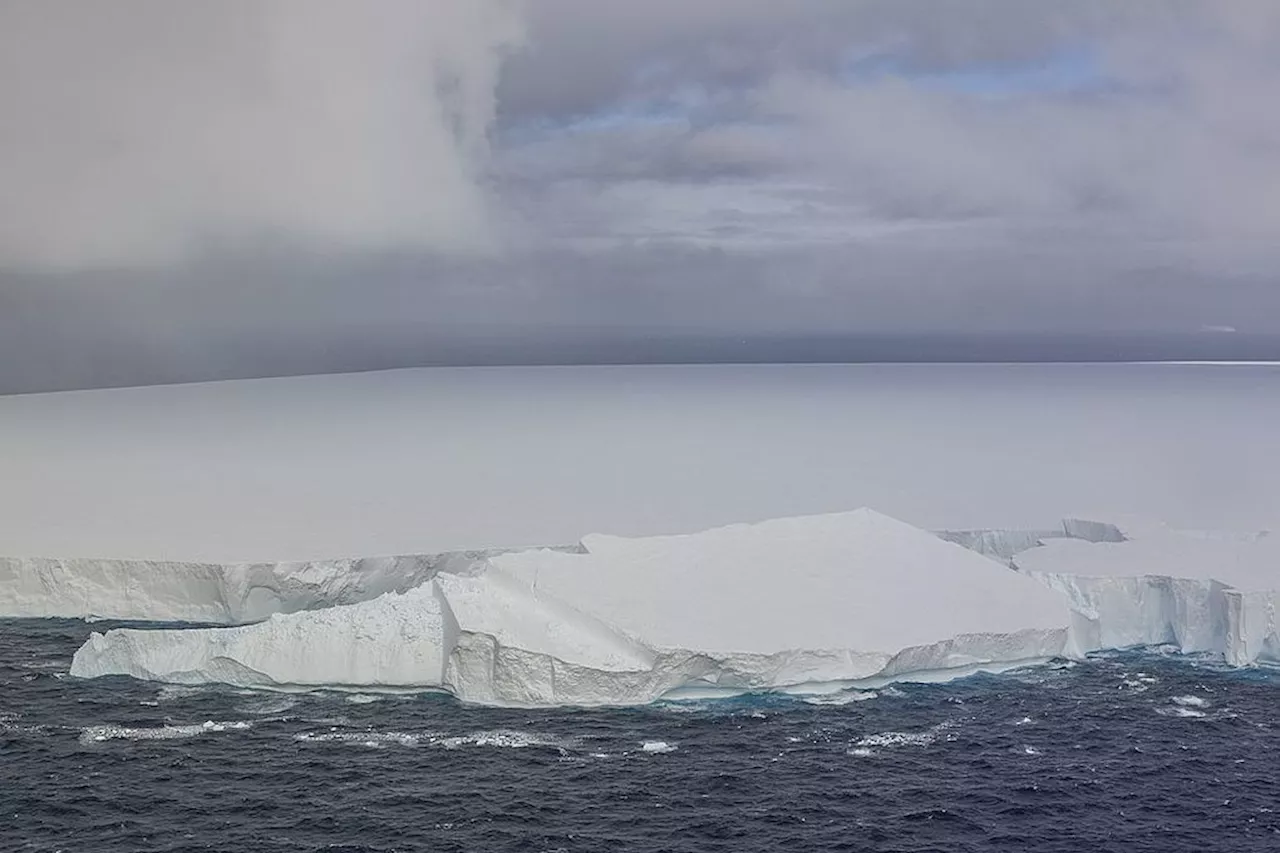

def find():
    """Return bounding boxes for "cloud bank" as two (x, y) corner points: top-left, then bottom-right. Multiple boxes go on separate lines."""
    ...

(0, 0), (520, 270)
(3, 0), (1280, 391)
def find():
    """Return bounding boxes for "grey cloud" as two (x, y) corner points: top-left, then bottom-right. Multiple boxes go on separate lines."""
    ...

(0, 0), (521, 271)
(497, 0), (1156, 121)
(499, 1), (1280, 268)
(3, 0), (1280, 393)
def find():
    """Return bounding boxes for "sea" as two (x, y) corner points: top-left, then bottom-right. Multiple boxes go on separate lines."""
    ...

(3, 362), (1280, 851)
(2, 621), (1278, 852)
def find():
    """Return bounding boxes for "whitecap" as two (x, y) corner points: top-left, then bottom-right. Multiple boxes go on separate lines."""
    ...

(802, 690), (878, 706)
(80, 719), (252, 745)
(853, 721), (956, 750)
(641, 740), (677, 754)
(1171, 695), (1209, 708)
(295, 730), (426, 747)
(1156, 706), (1207, 719)
(434, 730), (576, 751)
(0, 713), (47, 737)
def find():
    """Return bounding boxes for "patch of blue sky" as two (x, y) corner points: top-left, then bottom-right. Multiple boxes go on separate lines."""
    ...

(842, 46), (1109, 98)
(501, 45), (1114, 144)
(501, 86), (713, 143)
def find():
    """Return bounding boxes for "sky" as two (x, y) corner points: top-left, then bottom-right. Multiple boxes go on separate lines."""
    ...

(3, 0), (1280, 392)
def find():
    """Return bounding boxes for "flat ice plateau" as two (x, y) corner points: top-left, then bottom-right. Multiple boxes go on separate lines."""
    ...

(11, 508), (1271, 707)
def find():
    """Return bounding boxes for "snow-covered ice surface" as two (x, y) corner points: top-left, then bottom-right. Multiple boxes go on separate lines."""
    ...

(68, 509), (1075, 706)
(496, 509), (1071, 680)
(1012, 524), (1280, 666)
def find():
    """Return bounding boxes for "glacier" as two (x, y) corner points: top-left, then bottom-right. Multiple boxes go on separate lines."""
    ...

(67, 509), (1076, 706)
(23, 508), (1277, 707)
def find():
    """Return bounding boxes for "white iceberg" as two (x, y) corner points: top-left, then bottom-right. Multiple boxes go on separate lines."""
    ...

(1013, 525), (1280, 665)
(69, 509), (1076, 706)
(0, 552), (495, 624)
(71, 581), (459, 689)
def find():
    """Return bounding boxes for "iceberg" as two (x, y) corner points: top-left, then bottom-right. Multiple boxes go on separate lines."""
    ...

(71, 582), (459, 689)
(50, 508), (1280, 707)
(68, 509), (1075, 706)
(0, 551), (514, 624)
(1012, 526), (1280, 666)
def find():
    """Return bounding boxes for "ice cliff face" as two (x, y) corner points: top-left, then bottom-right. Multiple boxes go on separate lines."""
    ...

(1012, 528), (1279, 666)
(67, 509), (1074, 707)
(36, 510), (1280, 707)
(936, 518), (1127, 563)
(72, 582), (459, 688)
(0, 551), (508, 624)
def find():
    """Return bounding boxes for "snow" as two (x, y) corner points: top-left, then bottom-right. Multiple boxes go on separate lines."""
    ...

(1013, 525), (1280, 665)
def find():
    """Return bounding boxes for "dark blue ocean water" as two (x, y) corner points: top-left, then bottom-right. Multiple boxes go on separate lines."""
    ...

(2, 619), (1278, 853)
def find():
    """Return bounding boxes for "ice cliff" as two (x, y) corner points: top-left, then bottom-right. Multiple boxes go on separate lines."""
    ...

(67, 509), (1074, 706)
(937, 518), (1126, 563)
(0, 551), (521, 624)
(1012, 526), (1279, 666)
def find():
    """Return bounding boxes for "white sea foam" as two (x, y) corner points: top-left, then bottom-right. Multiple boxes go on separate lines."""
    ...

(641, 740), (678, 754)
(1157, 706), (1208, 719)
(434, 730), (577, 751)
(802, 691), (879, 706)
(0, 713), (47, 737)
(295, 730), (427, 748)
(853, 722), (957, 751)
(80, 719), (252, 745)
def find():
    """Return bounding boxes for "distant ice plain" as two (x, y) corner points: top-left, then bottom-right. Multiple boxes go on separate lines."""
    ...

(1, 363), (1278, 560)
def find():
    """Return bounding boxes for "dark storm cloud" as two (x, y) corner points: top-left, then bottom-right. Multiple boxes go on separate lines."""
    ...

(2, 1), (1280, 392)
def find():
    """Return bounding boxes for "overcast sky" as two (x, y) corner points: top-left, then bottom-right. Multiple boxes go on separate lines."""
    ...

(3, 0), (1280, 391)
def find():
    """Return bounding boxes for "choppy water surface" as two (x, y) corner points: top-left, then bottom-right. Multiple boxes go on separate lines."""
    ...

(2, 620), (1278, 852)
